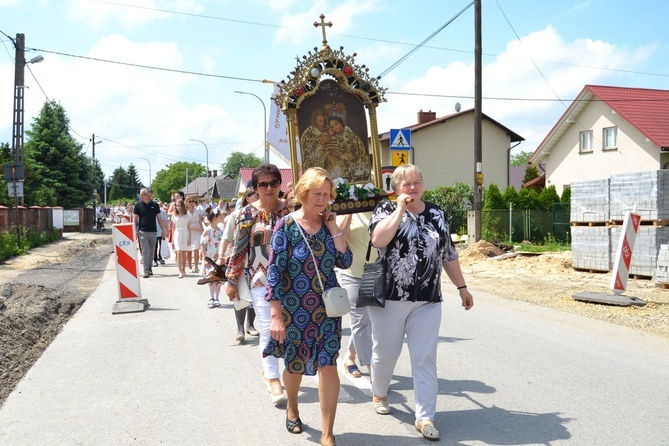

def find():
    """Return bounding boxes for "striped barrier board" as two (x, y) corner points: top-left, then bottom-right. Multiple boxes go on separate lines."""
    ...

(610, 211), (641, 294)
(112, 223), (141, 299)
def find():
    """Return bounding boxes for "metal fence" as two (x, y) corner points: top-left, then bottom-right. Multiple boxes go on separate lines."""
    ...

(480, 203), (571, 243)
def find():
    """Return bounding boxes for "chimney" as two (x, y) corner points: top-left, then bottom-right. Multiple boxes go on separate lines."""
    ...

(417, 110), (436, 124)
(213, 170), (218, 177)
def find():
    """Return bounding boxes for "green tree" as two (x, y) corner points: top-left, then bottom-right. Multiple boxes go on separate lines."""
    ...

(0, 142), (11, 206)
(517, 187), (541, 210)
(502, 186), (519, 208)
(221, 151), (262, 178)
(560, 186), (571, 204)
(23, 100), (94, 207)
(483, 184), (505, 210)
(151, 161), (206, 203)
(126, 164), (142, 198)
(522, 165), (539, 185)
(108, 166), (130, 201)
(538, 185), (560, 210)
(422, 182), (473, 234)
(510, 150), (533, 167)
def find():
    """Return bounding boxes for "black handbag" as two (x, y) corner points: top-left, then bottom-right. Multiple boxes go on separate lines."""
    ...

(356, 241), (386, 308)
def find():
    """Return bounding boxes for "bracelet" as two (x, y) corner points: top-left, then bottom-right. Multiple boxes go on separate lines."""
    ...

(331, 232), (343, 238)
(457, 285), (467, 290)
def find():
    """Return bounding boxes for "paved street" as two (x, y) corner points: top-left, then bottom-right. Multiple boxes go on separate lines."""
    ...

(1, 254), (668, 445)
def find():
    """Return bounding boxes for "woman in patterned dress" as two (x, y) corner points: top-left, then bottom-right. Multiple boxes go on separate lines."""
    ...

(265, 167), (352, 446)
(368, 164), (474, 441)
(225, 164), (288, 405)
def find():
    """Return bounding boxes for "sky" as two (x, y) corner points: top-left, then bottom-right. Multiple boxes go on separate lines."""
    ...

(1, 0), (668, 188)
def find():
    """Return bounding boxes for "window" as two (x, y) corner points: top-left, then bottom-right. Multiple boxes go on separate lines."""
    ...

(603, 127), (618, 150)
(579, 131), (593, 153)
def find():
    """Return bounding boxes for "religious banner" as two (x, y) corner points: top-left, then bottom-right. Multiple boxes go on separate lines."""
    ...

(272, 14), (388, 214)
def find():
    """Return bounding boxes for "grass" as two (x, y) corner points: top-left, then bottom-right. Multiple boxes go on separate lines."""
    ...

(515, 233), (570, 253)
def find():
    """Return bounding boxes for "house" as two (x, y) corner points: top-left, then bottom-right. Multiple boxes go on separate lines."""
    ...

(528, 85), (669, 195)
(181, 170), (236, 201)
(378, 109), (524, 191)
(509, 164), (546, 191)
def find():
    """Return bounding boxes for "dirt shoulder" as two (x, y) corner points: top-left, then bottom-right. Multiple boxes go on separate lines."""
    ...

(458, 241), (669, 338)
(0, 231), (113, 405)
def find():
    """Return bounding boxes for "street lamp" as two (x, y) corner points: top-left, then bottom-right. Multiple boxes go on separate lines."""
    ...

(189, 139), (209, 200)
(235, 91), (268, 164)
(139, 157), (152, 187)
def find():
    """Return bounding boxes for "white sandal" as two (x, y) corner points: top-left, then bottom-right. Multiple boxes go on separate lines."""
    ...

(373, 400), (391, 415)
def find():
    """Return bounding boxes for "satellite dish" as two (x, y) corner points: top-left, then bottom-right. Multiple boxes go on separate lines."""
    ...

(454, 102), (461, 112)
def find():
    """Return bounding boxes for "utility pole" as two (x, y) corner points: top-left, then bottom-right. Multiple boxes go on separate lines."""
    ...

(473, 0), (483, 242)
(12, 33), (25, 166)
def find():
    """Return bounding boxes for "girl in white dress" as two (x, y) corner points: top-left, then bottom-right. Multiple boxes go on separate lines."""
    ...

(171, 200), (191, 278)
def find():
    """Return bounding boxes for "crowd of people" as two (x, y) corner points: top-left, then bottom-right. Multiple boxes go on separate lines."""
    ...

(128, 164), (473, 445)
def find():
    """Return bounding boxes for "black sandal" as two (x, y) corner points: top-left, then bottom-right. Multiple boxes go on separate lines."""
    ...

(285, 415), (302, 434)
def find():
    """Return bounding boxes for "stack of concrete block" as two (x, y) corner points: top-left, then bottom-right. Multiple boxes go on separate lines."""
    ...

(609, 170), (669, 221)
(571, 226), (611, 271)
(655, 244), (669, 284)
(611, 225), (669, 277)
(570, 178), (610, 223)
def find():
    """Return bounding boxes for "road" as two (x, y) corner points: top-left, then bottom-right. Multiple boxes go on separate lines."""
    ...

(0, 254), (668, 445)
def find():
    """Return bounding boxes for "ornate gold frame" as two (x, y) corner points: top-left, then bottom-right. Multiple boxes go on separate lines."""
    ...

(272, 17), (387, 193)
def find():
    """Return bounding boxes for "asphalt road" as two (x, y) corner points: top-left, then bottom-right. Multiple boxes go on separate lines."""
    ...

(0, 254), (668, 445)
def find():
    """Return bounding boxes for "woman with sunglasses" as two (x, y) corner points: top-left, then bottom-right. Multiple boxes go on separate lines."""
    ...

(226, 164), (288, 405)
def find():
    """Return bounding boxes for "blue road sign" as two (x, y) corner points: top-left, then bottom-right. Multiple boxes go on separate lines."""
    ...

(389, 129), (411, 149)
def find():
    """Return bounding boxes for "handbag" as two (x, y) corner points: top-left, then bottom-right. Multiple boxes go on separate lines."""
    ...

(295, 219), (350, 318)
(234, 269), (253, 310)
(160, 239), (171, 260)
(357, 241), (386, 308)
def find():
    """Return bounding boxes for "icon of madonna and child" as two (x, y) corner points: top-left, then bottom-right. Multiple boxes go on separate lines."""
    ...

(299, 99), (371, 184)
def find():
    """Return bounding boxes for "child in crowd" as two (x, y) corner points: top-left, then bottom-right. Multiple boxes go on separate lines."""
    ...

(200, 209), (226, 308)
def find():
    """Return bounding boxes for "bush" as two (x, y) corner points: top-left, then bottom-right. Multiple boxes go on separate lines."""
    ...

(0, 226), (61, 262)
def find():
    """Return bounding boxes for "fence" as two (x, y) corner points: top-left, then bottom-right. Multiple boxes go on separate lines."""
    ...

(481, 203), (570, 244)
(0, 206), (95, 234)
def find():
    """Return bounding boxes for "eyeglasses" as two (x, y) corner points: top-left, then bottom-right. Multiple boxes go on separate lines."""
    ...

(186, 200), (194, 203)
(257, 179), (281, 189)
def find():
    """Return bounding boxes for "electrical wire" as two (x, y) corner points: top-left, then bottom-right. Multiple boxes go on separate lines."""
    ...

(377, 1), (474, 79)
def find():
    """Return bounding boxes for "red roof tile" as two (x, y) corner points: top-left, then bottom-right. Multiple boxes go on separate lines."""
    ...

(587, 85), (669, 149)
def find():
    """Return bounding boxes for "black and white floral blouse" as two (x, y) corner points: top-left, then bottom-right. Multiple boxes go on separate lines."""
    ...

(369, 199), (458, 303)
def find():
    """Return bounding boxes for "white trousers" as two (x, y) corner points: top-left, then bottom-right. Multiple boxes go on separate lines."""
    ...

(369, 300), (441, 422)
(335, 271), (373, 366)
(252, 286), (280, 380)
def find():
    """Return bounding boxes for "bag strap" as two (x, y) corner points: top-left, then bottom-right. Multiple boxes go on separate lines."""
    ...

(294, 219), (325, 294)
(366, 240), (372, 262)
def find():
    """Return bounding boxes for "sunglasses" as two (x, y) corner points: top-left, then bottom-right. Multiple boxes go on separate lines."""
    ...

(257, 179), (281, 189)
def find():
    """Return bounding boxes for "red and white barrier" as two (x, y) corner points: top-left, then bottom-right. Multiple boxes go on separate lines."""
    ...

(610, 211), (641, 294)
(112, 223), (142, 300)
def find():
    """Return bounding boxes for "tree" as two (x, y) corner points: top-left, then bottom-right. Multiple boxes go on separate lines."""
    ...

(221, 151), (262, 178)
(422, 182), (473, 233)
(517, 187), (541, 210)
(23, 100), (94, 207)
(0, 142), (11, 206)
(538, 185), (560, 210)
(108, 166), (131, 201)
(502, 186), (519, 208)
(151, 161), (206, 203)
(483, 184), (505, 210)
(522, 165), (539, 185)
(125, 164), (142, 198)
(560, 186), (571, 205)
(510, 150), (533, 167)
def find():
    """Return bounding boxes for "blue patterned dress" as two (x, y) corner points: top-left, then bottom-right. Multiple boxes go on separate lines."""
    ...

(263, 214), (353, 375)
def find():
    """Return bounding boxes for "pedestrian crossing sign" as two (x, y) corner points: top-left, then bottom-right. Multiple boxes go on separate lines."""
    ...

(390, 129), (410, 149)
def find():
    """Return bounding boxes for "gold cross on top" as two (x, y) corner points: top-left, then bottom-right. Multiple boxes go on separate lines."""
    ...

(313, 14), (332, 46)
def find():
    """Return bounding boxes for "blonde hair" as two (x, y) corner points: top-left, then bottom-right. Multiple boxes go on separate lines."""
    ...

(294, 167), (336, 204)
(390, 164), (423, 193)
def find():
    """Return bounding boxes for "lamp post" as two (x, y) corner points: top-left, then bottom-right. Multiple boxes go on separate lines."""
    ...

(189, 139), (209, 200)
(235, 91), (268, 164)
(139, 157), (152, 188)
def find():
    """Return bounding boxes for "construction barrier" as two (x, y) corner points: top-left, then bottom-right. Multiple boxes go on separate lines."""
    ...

(610, 211), (641, 294)
(112, 223), (141, 300)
